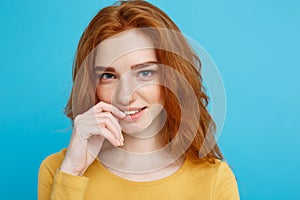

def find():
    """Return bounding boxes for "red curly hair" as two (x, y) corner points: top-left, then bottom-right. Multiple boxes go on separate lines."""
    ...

(64, 0), (223, 163)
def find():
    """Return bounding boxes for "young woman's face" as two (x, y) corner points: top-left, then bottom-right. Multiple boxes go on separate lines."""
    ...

(94, 30), (165, 136)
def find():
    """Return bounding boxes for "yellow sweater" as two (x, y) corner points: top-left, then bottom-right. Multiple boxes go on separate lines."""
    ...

(38, 149), (239, 200)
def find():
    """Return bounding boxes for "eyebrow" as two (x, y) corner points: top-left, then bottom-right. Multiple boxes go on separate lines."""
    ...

(131, 61), (159, 70)
(94, 66), (115, 72)
(94, 61), (158, 72)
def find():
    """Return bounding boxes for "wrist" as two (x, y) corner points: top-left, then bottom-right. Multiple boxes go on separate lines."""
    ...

(59, 162), (82, 176)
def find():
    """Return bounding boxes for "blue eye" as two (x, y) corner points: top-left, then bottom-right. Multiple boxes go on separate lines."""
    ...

(139, 70), (152, 78)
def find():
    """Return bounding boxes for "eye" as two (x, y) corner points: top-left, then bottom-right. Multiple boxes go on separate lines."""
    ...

(138, 70), (153, 78)
(96, 73), (117, 84)
(99, 73), (116, 80)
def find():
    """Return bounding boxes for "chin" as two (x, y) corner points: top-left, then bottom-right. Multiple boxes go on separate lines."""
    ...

(121, 127), (146, 136)
(120, 118), (152, 135)
(120, 107), (167, 138)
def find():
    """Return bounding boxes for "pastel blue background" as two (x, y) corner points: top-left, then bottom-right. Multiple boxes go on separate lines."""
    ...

(0, 0), (299, 199)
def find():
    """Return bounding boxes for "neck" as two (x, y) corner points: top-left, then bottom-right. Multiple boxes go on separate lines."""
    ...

(98, 127), (184, 174)
(120, 132), (163, 153)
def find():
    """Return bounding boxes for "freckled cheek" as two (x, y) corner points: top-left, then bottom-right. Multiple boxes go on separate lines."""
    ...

(96, 85), (115, 103)
(139, 85), (165, 105)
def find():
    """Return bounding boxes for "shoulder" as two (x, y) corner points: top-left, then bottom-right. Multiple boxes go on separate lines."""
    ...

(185, 158), (239, 198)
(210, 159), (237, 182)
(40, 148), (67, 167)
(186, 158), (235, 177)
(39, 148), (67, 176)
(191, 159), (237, 184)
(201, 159), (239, 199)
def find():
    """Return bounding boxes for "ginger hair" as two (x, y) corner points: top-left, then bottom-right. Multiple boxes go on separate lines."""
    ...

(64, 0), (223, 163)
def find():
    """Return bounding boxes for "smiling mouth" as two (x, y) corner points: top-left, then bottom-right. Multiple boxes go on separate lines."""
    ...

(123, 107), (147, 116)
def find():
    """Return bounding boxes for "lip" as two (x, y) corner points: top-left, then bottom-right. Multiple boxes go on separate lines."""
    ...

(121, 107), (147, 122)
(118, 106), (146, 113)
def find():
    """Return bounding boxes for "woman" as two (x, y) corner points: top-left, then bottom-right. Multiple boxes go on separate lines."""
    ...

(38, 0), (239, 199)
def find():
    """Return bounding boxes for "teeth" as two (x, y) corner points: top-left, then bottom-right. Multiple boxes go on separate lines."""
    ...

(123, 109), (141, 115)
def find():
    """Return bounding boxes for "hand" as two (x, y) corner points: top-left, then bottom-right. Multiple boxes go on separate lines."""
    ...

(59, 101), (125, 176)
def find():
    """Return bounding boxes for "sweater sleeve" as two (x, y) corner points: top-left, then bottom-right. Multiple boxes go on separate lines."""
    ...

(38, 151), (89, 200)
(213, 162), (240, 200)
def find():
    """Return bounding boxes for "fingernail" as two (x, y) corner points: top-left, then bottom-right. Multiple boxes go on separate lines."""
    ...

(120, 133), (124, 141)
(120, 111), (126, 118)
(115, 139), (123, 146)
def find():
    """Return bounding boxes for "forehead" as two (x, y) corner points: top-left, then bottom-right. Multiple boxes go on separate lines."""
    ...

(95, 29), (156, 67)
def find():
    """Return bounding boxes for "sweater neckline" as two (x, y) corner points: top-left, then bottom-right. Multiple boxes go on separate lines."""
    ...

(94, 156), (190, 186)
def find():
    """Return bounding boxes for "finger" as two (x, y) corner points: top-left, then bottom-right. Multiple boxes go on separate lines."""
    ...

(93, 126), (123, 147)
(97, 116), (122, 141)
(78, 112), (122, 138)
(77, 124), (121, 147)
(93, 101), (126, 119)
(98, 112), (122, 135)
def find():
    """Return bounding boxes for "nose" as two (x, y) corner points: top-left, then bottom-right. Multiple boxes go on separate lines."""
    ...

(113, 73), (137, 106)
